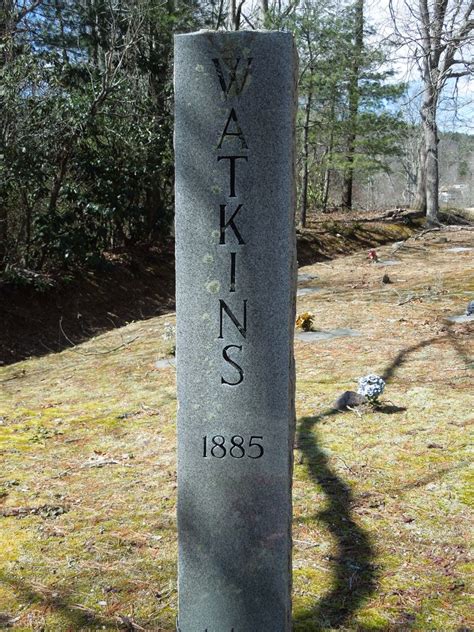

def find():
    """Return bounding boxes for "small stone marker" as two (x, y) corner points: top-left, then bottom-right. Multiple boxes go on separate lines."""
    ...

(333, 390), (366, 411)
(174, 31), (297, 631)
(447, 313), (474, 323)
(297, 273), (318, 282)
(295, 327), (361, 342)
(296, 286), (321, 296)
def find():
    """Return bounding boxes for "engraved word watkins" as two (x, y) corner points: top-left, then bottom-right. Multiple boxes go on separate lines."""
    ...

(213, 56), (252, 387)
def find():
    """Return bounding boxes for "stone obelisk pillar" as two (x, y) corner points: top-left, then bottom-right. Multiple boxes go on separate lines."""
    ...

(174, 30), (297, 632)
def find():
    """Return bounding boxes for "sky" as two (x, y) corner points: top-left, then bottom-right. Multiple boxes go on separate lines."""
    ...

(365, 0), (473, 134)
(242, 0), (473, 132)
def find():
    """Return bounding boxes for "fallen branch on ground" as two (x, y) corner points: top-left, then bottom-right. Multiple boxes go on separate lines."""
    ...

(59, 317), (139, 356)
(415, 225), (474, 240)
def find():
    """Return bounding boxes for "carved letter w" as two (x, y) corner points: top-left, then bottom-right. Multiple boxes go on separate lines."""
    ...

(212, 58), (253, 97)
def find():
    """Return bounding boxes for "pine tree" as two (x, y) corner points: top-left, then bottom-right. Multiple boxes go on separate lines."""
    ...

(338, 0), (406, 211)
(293, 0), (406, 223)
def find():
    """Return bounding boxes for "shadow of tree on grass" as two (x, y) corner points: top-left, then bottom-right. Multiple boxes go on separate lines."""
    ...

(293, 409), (379, 631)
(0, 571), (154, 631)
(0, 572), (107, 629)
(293, 323), (472, 630)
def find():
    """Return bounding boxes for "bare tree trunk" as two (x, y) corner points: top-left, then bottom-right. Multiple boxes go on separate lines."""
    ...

(341, 144), (355, 210)
(20, 190), (33, 265)
(215, 0), (226, 28)
(229, 0), (242, 30)
(48, 149), (70, 217)
(322, 168), (331, 212)
(341, 0), (364, 211)
(421, 89), (439, 224)
(260, 0), (269, 27)
(413, 137), (427, 212)
(322, 93), (336, 213)
(300, 88), (312, 228)
(386, 0), (473, 218)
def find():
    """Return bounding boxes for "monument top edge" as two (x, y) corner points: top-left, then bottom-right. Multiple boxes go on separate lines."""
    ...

(174, 29), (293, 38)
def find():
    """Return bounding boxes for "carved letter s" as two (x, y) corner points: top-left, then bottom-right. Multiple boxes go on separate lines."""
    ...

(221, 344), (244, 386)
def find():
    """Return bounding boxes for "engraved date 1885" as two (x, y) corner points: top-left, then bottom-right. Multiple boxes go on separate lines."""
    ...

(202, 435), (264, 459)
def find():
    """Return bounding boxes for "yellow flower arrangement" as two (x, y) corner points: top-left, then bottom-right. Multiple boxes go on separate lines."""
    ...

(296, 311), (315, 332)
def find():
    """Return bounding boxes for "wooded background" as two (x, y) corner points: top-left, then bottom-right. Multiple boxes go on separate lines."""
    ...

(1, 0), (472, 278)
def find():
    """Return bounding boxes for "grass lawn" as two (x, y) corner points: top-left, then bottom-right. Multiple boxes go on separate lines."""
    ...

(1, 228), (472, 631)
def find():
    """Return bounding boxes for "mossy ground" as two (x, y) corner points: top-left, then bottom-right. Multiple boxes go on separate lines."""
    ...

(1, 229), (472, 631)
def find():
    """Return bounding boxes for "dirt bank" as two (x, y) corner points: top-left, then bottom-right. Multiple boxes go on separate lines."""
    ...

(0, 212), (421, 365)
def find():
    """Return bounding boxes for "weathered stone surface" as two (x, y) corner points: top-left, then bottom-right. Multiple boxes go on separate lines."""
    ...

(174, 31), (297, 631)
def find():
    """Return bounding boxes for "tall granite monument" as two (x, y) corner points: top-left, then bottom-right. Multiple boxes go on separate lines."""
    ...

(174, 31), (297, 631)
